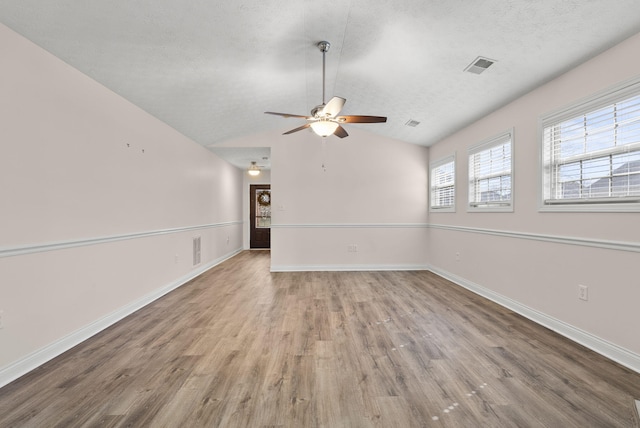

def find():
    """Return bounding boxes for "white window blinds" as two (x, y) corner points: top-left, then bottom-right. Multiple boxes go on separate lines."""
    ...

(430, 156), (455, 210)
(542, 83), (640, 207)
(468, 131), (513, 210)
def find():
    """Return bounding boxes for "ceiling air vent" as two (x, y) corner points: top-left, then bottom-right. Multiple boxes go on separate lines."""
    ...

(464, 56), (496, 74)
(405, 119), (420, 127)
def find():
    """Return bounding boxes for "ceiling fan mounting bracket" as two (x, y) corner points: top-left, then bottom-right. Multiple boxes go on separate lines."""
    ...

(317, 41), (330, 53)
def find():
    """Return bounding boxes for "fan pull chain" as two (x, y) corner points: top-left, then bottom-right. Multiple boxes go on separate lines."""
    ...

(321, 137), (328, 172)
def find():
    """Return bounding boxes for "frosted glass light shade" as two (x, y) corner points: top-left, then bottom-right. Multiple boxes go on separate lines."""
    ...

(248, 162), (260, 176)
(310, 120), (339, 137)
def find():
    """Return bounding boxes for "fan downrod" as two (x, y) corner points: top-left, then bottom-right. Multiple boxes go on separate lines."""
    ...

(317, 41), (330, 105)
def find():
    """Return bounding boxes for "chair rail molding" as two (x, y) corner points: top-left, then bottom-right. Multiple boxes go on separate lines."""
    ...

(0, 221), (244, 259)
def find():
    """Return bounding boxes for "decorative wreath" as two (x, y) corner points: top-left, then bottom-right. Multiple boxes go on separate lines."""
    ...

(257, 191), (271, 206)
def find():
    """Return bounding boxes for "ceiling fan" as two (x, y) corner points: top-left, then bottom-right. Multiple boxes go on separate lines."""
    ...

(265, 41), (387, 138)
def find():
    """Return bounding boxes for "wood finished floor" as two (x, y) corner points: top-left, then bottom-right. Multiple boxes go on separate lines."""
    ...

(1, 250), (639, 427)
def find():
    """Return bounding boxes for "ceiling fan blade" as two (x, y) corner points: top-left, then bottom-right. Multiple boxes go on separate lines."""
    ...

(337, 115), (387, 123)
(322, 96), (346, 117)
(265, 111), (311, 119)
(283, 123), (311, 135)
(333, 125), (349, 138)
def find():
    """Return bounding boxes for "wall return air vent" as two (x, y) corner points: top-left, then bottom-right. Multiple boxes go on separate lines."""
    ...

(193, 236), (201, 266)
(464, 56), (496, 74)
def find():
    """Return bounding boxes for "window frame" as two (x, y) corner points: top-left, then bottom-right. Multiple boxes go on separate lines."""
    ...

(467, 129), (514, 212)
(539, 76), (640, 212)
(429, 154), (456, 212)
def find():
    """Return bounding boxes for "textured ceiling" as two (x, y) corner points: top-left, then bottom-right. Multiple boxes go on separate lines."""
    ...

(2, 1), (640, 170)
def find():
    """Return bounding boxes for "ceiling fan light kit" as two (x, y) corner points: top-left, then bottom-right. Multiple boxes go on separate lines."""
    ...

(310, 119), (339, 137)
(248, 161), (261, 176)
(265, 41), (387, 139)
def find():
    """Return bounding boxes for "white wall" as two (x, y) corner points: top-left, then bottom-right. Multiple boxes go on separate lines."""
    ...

(427, 31), (640, 369)
(219, 128), (430, 270)
(0, 24), (244, 387)
(271, 130), (429, 270)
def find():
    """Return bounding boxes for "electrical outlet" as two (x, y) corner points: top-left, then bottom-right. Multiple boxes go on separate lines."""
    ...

(578, 284), (589, 301)
(347, 244), (358, 253)
(0, 310), (4, 329)
(455, 252), (460, 261)
(226, 236), (230, 245)
(174, 254), (179, 264)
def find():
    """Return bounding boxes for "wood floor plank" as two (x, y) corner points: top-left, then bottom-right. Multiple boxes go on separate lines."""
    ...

(1, 250), (639, 427)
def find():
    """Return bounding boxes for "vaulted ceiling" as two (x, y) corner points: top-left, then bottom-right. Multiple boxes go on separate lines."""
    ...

(3, 1), (640, 168)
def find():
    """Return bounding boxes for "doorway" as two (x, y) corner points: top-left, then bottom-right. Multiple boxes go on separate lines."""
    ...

(250, 184), (271, 249)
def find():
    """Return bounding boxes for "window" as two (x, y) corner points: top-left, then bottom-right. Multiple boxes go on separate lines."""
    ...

(468, 130), (513, 211)
(541, 78), (640, 211)
(430, 155), (455, 211)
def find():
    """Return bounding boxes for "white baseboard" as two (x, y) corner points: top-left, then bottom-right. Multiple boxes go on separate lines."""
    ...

(0, 249), (242, 389)
(270, 264), (431, 272)
(428, 266), (640, 375)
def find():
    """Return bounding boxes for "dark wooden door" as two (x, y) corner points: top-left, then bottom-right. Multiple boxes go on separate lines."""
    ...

(250, 184), (271, 249)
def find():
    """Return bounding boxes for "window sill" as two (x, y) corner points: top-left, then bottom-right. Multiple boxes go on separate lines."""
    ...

(539, 201), (640, 213)
(467, 205), (514, 213)
(429, 207), (456, 213)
